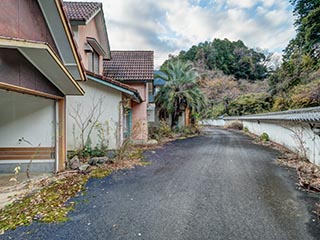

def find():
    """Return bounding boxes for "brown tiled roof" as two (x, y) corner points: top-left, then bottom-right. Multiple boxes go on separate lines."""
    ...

(103, 51), (154, 82)
(63, 1), (102, 21)
(86, 71), (140, 96)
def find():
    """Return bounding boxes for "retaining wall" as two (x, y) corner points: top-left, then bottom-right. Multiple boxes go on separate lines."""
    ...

(225, 119), (320, 166)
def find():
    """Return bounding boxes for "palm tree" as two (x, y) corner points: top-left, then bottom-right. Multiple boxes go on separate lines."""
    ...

(155, 60), (207, 128)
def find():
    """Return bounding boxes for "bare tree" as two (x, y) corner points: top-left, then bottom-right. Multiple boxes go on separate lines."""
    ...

(281, 123), (309, 161)
(69, 95), (105, 149)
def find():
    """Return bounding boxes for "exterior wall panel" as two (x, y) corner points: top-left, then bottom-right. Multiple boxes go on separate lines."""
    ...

(0, 0), (58, 54)
(0, 49), (63, 96)
(130, 83), (148, 141)
(77, 19), (102, 74)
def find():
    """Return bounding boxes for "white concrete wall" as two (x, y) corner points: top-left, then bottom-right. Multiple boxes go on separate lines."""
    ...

(66, 80), (121, 150)
(240, 120), (320, 165)
(0, 89), (55, 147)
(200, 119), (225, 127)
(178, 113), (186, 128)
(147, 103), (155, 123)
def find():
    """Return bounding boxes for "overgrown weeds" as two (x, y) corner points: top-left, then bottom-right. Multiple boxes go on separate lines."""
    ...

(114, 139), (144, 162)
(178, 125), (201, 137)
(149, 121), (174, 142)
(0, 174), (88, 233)
(225, 121), (243, 130)
(149, 121), (202, 143)
(0, 140), (150, 234)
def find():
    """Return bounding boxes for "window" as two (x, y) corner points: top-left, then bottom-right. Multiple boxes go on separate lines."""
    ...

(87, 50), (100, 74)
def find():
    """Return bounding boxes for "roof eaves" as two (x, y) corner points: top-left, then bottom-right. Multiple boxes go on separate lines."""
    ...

(99, 8), (111, 60)
(53, 0), (87, 81)
(0, 37), (85, 95)
(86, 71), (142, 103)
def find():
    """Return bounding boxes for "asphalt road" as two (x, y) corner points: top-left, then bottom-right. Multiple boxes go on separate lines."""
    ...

(2, 128), (320, 240)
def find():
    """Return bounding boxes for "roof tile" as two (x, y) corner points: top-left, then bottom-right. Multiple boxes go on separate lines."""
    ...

(103, 51), (154, 82)
(63, 1), (102, 21)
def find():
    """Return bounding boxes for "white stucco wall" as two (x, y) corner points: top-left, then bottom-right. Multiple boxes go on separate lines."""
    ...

(0, 89), (55, 148)
(241, 120), (320, 165)
(66, 80), (121, 150)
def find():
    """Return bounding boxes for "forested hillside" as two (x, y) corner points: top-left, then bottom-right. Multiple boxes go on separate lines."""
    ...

(270, 0), (320, 111)
(162, 39), (270, 81)
(159, 0), (320, 117)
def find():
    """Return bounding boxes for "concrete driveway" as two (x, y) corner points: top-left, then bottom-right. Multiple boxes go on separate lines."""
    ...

(3, 128), (320, 239)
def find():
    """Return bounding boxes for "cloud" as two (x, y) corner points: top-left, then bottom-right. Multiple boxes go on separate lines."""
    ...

(226, 0), (258, 9)
(67, 0), (295, 68)
(262, 0), (277, 8)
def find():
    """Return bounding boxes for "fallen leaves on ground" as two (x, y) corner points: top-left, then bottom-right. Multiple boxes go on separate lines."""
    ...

(248, 131), (320, 218)
(278, 153), (320, 191)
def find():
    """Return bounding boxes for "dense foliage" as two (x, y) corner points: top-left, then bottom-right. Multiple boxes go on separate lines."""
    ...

(162, 39), (269, 81)
(270, 0), (320, 98)
(228, 93), (271, 116)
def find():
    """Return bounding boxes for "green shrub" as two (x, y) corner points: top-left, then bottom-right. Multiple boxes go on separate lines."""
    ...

(272, 96), (289, 112)
(243, 127), (249, 132)
(229, 93), (271, 116)
(260, 132), (269, 142)
(158, 120), (173, 137)
(209, 103), (225, 118)
(150, 120), (174, 142)
(67, 145), (108, 162)
(180, 125), (200, 136)
(90, 146), (108, 158)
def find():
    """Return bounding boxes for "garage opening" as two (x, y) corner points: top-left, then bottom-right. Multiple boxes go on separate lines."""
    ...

(0, 89), (56, 173)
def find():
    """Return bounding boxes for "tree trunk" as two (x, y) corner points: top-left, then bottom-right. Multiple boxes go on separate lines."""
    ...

(171, 98), (180, 128)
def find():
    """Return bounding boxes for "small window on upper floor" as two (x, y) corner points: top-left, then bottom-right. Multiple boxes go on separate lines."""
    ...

(87, 50), (100, 74)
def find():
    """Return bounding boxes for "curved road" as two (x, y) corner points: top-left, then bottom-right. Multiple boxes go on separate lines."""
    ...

(3, 129), (320, 239)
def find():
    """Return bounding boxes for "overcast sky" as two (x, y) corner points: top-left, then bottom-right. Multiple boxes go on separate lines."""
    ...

(68, 0), (296, 68)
